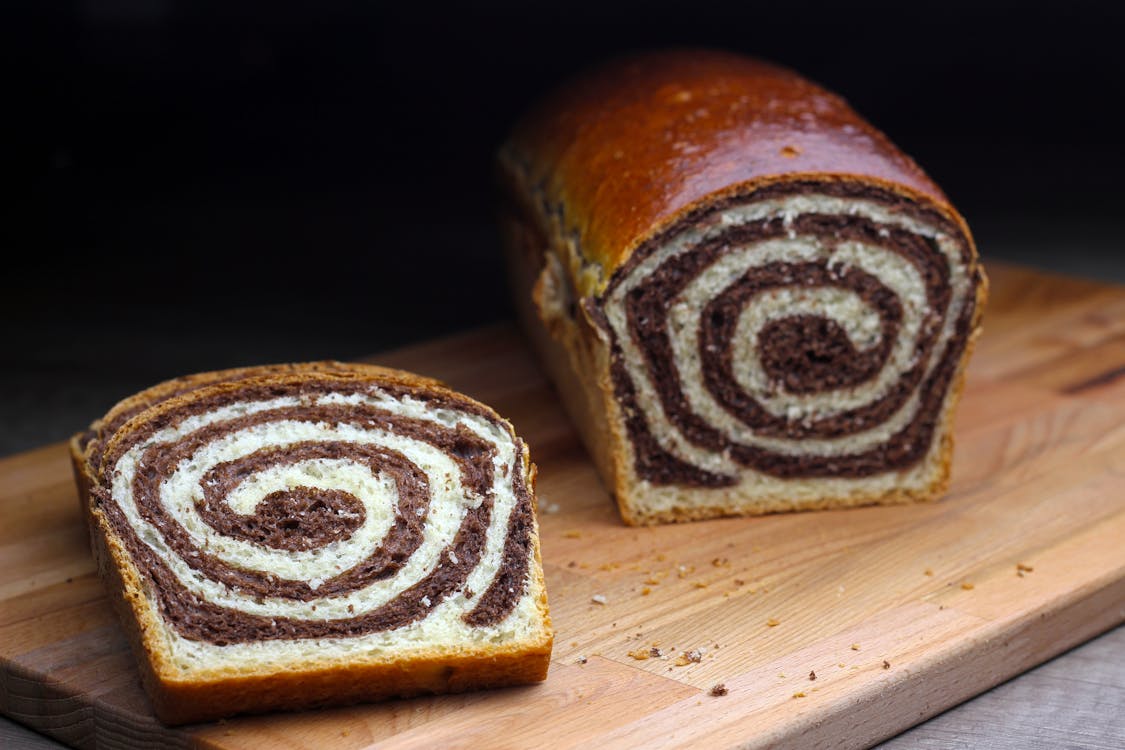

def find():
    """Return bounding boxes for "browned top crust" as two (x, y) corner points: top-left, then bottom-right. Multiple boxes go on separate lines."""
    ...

(500, 49), (965, 292)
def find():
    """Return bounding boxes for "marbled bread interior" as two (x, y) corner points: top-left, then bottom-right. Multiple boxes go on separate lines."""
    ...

(77, 362), (552, 724)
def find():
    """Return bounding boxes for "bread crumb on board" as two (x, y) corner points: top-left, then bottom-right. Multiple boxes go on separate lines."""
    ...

(591, 594), (607, 605)
(709, 683), (729, 697)
(766, 618), (781, 627)
(628, 646), (665, 661)
(674, 649), (704, 666)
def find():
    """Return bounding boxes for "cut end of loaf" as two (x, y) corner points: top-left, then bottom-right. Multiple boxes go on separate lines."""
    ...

(504, 174), (984, 527)
(81, 362), (552, 724)
(597, 181), (985, 525)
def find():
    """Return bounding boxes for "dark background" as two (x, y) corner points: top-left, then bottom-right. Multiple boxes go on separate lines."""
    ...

(3, 0), (1124, 454)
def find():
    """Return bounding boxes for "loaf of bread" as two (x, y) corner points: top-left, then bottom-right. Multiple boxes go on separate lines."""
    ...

(499, 49), (987, 525)
(74, 362), (552, 724)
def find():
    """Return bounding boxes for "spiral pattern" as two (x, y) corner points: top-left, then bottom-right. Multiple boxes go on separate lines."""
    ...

(601, 183), (980, 487)
(95, 375), (537, 654)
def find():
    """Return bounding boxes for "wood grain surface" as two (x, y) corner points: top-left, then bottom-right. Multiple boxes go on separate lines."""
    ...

(2, 261), (1124, 749)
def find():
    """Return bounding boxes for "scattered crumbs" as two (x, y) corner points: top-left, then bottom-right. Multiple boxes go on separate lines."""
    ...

(570, 641), (579, 647)
(674, 649), (704, 666)
(733, 579), (746, 587)
(598, 562), (620, 572)
(677, 564), (695, 579)
(567, 561), (577, 568)
(577, 655), (588, 665)
(1017, 563), (1034, 576)
(883, 660), (891, 670)
(778, 674), (786, 679)
(924, 568), (934, 577)
(627, 648), (650, 661)
(655, 553), (667, 562)
(65, 577), (73, 584)
(347, 604), (355, 614)
(792, 691), (807, 699)
(563, 530), (582, 539)
(709, 683), (729, 697)
(939, 604), (947, 610)
(809, 670), (817, 681)
(612, 622), (618, 628)
(780, 144), (802, 158)
(341, 730), (350, 738)
(544, 502), (561, 514)
(712, 557), (730, 568)
(641, 587), (652, 596)
(838, 663), (846, 668)
(850, 643), (861, 651)
(961, 582), (975, 590)
(766, 618), (781, 627)
(650, 646), (665, 659)
(591, 594), (607, 605)
(644, 576), (661, 585)
(693, 581), (709, 589)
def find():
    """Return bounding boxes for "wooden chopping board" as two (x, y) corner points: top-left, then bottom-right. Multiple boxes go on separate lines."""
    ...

(2, 261), (1124, 749)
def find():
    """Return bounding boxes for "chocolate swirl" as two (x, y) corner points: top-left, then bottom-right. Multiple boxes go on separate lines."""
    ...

(599, 182), (982, 486)
(93, 375), (535, 646)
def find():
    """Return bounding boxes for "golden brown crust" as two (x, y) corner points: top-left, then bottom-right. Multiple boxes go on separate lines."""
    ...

(82, 361), (552, 724)
(500, 48), (974, 294)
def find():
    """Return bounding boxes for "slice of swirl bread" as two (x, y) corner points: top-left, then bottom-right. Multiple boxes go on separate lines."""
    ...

(74, 362), (552, 724)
